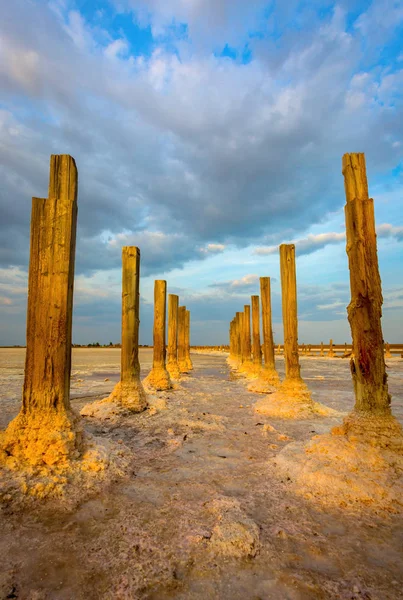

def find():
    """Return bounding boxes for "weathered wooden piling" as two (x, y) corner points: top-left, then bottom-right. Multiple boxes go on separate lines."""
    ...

(2, 155), (83, 468)
(185, 309), (193, 371)
(106, 247), (147, 411)
(144, 280), (172, 390)
(280, 244), (303, 384)
(178, 305), (188, 372)
(251, 296), (262, 367)
(342, 153), (392, 420)
(167, 294), (181, 380)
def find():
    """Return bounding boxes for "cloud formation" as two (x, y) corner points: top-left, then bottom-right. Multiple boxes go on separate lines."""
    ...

(254, 223), (403, 257)
(0, 0), (402, 344)
(1, 0), (402, 280)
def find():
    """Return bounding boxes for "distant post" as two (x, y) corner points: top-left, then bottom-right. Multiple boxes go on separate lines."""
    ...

(167, 294), (181, 380)
(280, 244), (302, 383)
(144, 280), (172, 390)
(185, 309), (193, 371)
(106, 247), (147, 411)
(260, 277), (279, 384)
(251, 295), (262, 368)
(178, 305), (188, 372)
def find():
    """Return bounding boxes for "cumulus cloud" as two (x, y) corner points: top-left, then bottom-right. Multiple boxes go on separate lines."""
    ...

(254, 223), (403, 257)
(377, 223), (403, 241)
(199, 243), (226, 254)
(1, 0), (402, 280)
(209, 274), (262, 294)
(255, 232), (346, 256)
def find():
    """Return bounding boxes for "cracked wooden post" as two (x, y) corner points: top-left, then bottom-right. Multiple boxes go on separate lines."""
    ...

(337, 152), (402, 440)
(105, 247), (147, 411)
(229, 319), (234, 360)
(279, 243), (311, 397)
(328, 338), (335, 358)
(235, 312), (242, 365)
(251, 296), (262, 369)
(167, 294), (181, 380)
(185, 309), (193, 371)
(240, 305), (253, 373)
(178, 305), (188, 373)
(144, 280), (172, 390)
(239, 312), (245, 364)
(320, 341), (324, 357)
(280, 244), (302, 383)
(229, 318), (237, 366)
(260, 277), (279, 384)
(254, 244), (314, 414)
(1, 155), (83, 468)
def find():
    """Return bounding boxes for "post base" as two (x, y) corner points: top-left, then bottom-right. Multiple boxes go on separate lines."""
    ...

(0, 408), (83, 470)
(254, 378), (336, 419)
(275, 412), (403, 510)
(167, 360), (181, 380)
(143, 367), (172, 391)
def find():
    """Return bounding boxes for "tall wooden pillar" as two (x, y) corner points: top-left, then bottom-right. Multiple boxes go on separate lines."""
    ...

(280, 244), (302, 383)
(144, 280), (172, 390)
(2, 155), (83, 468)
(260, 276), (279, 383)
(107, 247), (147, 411)
(342, 153), (390, 416)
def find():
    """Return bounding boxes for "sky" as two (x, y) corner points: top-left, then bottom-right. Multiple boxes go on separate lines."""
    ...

(0, 0), (402, 346)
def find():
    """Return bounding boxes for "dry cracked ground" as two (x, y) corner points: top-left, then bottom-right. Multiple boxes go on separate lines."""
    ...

(0, 348), (402, 600)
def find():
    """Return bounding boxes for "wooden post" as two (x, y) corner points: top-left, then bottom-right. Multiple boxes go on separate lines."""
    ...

(328, 338), (335, 358)
(178, 305), (188, 372)
(280, 244), (302, 383)
(185, 309), (193, 370)
(239, 312), (245, 363)
(251, 296), (262, 367)
(144, 280), (172, 390)
(106, 247), (147, 411)
(260, 277), (279, 383)
(342, 153), (390, 415)
(320, 341), (324, 357)
(385, 343), (392, 359)
(2, 155), (83, 468)
(235, 312), (241, 364)
(229, 319), (235, 359)
(167, 294), (181, 380)
(244, 305), (252, 364)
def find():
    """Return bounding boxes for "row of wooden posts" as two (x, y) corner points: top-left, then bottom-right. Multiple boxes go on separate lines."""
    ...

(0, 151), (397, 471)
(228, 248), (344, 388)
(1, 155), (195, 467)
(114, 250), (194, 406)
(227, 152), (393, 423)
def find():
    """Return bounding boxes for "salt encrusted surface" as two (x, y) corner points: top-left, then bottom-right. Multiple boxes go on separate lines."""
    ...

(0, 348), (402, 599)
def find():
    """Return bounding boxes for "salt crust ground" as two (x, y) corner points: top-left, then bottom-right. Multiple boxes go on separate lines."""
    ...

(228, 357), (339, 419)
(276, 413), (403, 511)
(0, 349), (403, 599)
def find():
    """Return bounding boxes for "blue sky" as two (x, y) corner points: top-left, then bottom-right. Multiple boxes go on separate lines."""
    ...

(0, 0), (402, 345)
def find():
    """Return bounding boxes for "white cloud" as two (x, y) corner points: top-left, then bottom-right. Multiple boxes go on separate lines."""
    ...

(254, 224), (403, 257)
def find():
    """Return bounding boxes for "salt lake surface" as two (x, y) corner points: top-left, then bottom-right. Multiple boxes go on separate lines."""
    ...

(0, 348), (402, 599)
